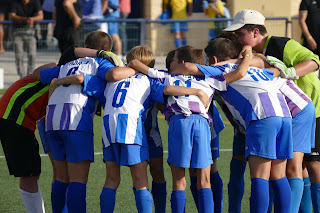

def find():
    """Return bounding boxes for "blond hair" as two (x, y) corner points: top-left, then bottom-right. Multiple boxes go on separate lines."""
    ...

(126, 45), (155, 68)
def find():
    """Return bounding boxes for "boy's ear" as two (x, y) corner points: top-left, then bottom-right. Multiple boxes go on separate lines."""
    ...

(212, 56), (219, 64)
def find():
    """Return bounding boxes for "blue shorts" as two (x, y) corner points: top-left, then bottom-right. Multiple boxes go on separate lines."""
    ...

(103, 143), (149, 166)
(170, 21), (188, 33)
(105, 17), (119, 35)
(232, 129), (246, 156)
(47, 130), (94, 163)
(145, 106), (164, 159)
(292, 101), (316, 153)
(211, 134), (220, 160)
(37, 119), (51, 154)
(168, 114), (213, 169)
(209, 29), (216, 40)
(147, 131), (164, 159)
(246, 117), (293, 159)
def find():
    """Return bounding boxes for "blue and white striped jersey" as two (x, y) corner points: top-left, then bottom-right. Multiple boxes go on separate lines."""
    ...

(83, 73), (165, 148)
(214, 63), (291, 129)
(147, 68), (227, 121)
(40, 57), (115, 133)
(273, 77), (311, 117)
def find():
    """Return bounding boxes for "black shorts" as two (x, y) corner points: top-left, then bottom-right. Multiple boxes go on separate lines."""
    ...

(0, 118), (41, 177)
(304, 117), (320, 161)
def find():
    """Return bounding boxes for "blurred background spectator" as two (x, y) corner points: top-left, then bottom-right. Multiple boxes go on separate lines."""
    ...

(0, 0), (11, 53)
(40, 0), (55, 49)
(299, 0), (320, 56)
(119, 0), (131, 55)
(81, 0), (103, 39)
(54, 0), (82, 53)
(163, 0), (193, 48)
(102, 0), (123, 59)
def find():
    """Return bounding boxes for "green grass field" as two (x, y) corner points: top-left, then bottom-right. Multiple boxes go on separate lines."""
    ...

(0, 110), (252, 212)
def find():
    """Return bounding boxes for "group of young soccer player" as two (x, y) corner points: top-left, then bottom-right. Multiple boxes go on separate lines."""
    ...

(1, 8), (320, 213)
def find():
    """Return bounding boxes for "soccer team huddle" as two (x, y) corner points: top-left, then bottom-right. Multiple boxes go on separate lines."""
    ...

(1, 9), (320, 213)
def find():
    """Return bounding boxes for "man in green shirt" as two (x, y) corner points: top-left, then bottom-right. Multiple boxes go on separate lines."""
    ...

(223, 9), (320, 213)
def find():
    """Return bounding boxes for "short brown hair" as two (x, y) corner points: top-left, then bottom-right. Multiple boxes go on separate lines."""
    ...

(241, 24), (267, 35)
(175, 45), (206, 65)
(126, 45), (155, 68)
(205, 38), (237, 61)
(218, 32), (243, 58)
(85, 31), (113, 51)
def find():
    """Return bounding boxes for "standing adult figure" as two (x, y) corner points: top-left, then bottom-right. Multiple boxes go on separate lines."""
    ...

(163, 0), (193, 48)
(223, 9), (320, 213)
(299, 0), (320, 56)
(40, 0), (55, 48)
(54, 0), (82, 53)
(9, 0), (44, 78)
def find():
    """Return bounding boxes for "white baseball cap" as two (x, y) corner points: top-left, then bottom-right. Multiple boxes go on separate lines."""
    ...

(223, 9), (265, 31)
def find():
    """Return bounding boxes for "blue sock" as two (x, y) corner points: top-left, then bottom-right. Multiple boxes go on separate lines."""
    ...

(100, 187), (116, 213)
(67, 182), (86, 213)
(270, 177), (291, 213)
(175, 38), (181, 48)
(250, 178), (269, 213)
(171, 190), (186, 213)
(228, 159), (246, 213)
(135, 189), (153, 213)
(311, 183), (320, 213)
(267, 181), (274, 213)
(151, 181), (167, 213)
(51, 180), (68, 213)
(181, 37), (187, 46)
(288, 177), (304, 213)
(189, 176), (199, 211)
(198, 188), (214, 213)
(211, 172), (223, 213)
(299, 177), (312, 213)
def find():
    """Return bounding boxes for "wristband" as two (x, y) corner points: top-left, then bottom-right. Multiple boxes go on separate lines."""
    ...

(245, 54), (253, 58)
(51, 80), (58, 87)
(307, 35), (313, 40)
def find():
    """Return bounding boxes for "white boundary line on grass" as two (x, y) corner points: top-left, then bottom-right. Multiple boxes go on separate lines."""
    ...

(0, 149), (233, 158)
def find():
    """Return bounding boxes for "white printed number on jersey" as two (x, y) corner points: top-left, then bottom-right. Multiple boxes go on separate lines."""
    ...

(112, 81), (130, 107)
(247, 68), (272, 82)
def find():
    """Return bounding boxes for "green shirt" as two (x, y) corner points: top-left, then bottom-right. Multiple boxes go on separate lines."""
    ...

(264, 35), (320, 117)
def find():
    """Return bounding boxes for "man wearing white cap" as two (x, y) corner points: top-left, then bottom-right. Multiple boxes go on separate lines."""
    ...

(224, 9), (320, 213)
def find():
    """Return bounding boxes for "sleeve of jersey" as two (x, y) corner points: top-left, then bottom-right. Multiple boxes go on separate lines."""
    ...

(40, 66), (60, 85)
(95, 57), (116, 80)
(206, 74), (227, 91)
(299, 0), (308, 11)
(82, 75), (106, 104)
(148, 77), (165, 104)
(195, 64), (224, 78)
(285, 39), (320, 71)
(148, 68), (167, 84)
